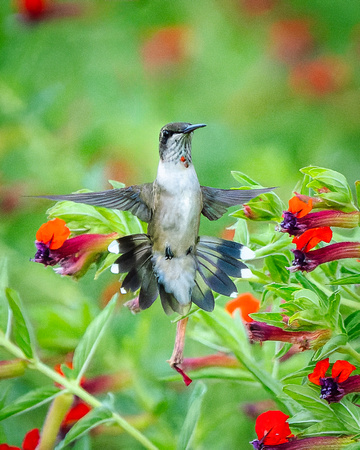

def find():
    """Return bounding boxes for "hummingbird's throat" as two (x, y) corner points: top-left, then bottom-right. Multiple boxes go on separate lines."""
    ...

(180, 155), (189, 168)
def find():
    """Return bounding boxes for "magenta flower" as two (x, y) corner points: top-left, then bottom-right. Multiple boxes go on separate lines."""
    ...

(32, 218), (118, 278)
(246, 321), (331, 351)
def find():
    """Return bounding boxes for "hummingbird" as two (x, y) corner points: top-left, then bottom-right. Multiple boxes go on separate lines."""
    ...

(38, 122), (272, 315)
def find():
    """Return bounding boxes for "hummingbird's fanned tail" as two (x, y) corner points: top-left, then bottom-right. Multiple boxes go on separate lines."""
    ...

(159, 285), (190, 316)
(109, 234), (159, 310)
(191, 271), (215, 312)
(193, 236), (254, 308)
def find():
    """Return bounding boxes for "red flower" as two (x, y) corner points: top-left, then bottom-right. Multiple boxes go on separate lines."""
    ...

(62, 402), (92, 428)
(225, 293), (260, 322)
(308, 358), (356, 385)
(0, 428), (40, 450)
(36, 218), (70, 250)
(292, 227), (332, 252)
(22, 429), (40, 450)
(255, 410), (293, 445)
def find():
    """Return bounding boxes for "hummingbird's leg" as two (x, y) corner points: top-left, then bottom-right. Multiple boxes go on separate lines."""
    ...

(167, 317), (192, 386)
(165, 246), (174, 260)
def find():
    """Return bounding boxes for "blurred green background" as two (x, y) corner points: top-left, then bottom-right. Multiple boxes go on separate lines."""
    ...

(1, 0), (360, 447)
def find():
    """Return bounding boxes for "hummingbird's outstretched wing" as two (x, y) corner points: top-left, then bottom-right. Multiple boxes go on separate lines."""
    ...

(36, 184), (154, 223)
(200, 186), (274, 221)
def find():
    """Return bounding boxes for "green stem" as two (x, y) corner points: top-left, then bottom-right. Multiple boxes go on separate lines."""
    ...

(339, 343), (360, 365)
(0, 335), (158, 450)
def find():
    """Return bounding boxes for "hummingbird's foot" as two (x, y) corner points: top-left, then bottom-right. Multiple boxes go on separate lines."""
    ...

(167, 317), (192, 386)
(165, 246), (174, 260)
(123, 297), (141, 314)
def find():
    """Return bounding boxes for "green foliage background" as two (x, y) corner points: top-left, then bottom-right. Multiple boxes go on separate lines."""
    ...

(1, 0), (360, 448)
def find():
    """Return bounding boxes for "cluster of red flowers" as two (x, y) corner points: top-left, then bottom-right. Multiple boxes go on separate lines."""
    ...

(280, 196), (360, 272)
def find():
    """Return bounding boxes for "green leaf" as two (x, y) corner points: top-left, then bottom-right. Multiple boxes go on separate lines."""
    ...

(0, 259), (9, 331)
(5, 288), (33, 358)
(300, 166), (355, 211)
(283, 384), (335, 418)
(355, 181), (360, 209)
(231, 191), (284, 221)
(56, 407), (113, 448)
(233, 219), (249, 247)
(108, 180), (125, 189)
(329, 274), (360, 285)
(177, 382), (207, 450)
(248, 312), (286, 328)
(265, 254), (290, 283)
(331, 400), (360, 433)
(0, 386), (60, 421)
(313, 334), (348, 360)
(294, 273), (329, 309)
(72, 295), (117, 379)
(231, 171), (260, 186)
(345, 311), (360, 341)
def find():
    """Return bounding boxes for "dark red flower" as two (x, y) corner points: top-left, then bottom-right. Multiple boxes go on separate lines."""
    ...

(246, 322), (331, 351)
(290, 241), (360, 272)
(225, 292), (260, 322)
(254, 410), (293, 446)
(308, 359), (359, 403)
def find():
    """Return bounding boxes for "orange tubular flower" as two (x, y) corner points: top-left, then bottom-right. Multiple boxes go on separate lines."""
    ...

(225, 293), (260, 322)
(35, 218), (70, 250)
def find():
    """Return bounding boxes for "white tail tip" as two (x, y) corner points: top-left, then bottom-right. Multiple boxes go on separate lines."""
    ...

(110, 264), (120, 274)
(120, 287), (127, 294)
(241, 268), (253, 279)
(230, 291), (238, 298)
(240, 246), (256, 260)
(108, 240), (120, 254)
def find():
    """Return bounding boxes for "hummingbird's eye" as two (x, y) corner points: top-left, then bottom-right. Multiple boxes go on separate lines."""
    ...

(161, 129), (173, 143)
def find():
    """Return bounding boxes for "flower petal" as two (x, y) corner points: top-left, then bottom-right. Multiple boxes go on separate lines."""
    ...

(225, 293), (260, 322)
(22, 428), (40, 450)
(292, 227), (332, 252)
(62, 402), (92, 427)
(35, 218), (70, 250)
(308, 358), (330, 385)
(332, 360), (356, 383)
(255, 410), (293, 445)
(288, 196), (313, 218)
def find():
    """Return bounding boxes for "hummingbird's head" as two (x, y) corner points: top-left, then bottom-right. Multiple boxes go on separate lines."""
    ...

(158, 122), (206, 167)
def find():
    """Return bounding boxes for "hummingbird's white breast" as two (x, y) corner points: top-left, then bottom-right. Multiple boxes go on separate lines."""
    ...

(149, 160), (202, 305)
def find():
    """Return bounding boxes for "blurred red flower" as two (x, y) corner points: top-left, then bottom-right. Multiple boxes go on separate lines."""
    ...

(225, 292), (260, 322)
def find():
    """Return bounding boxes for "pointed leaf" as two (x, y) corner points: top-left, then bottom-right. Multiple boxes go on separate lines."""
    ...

(177, 382), (207, 450)
(5, 288), (33, 358)
(56, 407), (113, 448)
(72, 295), (117, 379)
(0, 386), (60, 420)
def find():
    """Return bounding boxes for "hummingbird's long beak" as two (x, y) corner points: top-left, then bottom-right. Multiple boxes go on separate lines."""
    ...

(183, 123), (207, 134)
